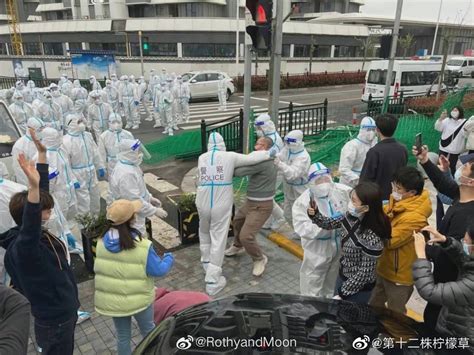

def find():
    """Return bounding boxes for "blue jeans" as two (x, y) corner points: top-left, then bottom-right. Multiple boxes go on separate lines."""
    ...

(335, 276), (373, 304)
(34, 314), (78, 355)
(112, 304), (155, 355)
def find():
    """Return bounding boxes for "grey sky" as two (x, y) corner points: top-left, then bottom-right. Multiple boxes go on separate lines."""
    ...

(361, 0), (473, 24)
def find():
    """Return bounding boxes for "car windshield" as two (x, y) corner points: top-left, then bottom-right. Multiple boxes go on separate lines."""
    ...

(181, 73), (193, 81)
(0, 102), (20, 145)
(447, 59), (464, 66)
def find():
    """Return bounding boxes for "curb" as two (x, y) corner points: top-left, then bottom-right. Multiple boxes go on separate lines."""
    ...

(265, 230), (424, 322)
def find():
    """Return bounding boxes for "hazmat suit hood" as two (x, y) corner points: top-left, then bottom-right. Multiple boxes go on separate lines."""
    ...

(284, 130), (305, 153)
(108, 113), (123, 132)
(255, 113), (277, 136)
(207, 132), (226, 152)
(73, 80), (81, 88)
(357, 116), (377, 144)
(15, 81), (24, 91)
(27, 80), (35, 89)
(41, 127), (62, 150)
(66, 114), (86, 135)
(117, 139), (143, 166)
(26, 117), (45, 138)
(308, 162), (333, 198)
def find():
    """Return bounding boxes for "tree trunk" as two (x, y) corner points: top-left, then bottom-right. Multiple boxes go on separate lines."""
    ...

(437, 38), (448, 100)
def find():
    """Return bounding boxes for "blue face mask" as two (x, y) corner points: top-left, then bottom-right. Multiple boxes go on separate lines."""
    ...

(463, 241), (472, 256)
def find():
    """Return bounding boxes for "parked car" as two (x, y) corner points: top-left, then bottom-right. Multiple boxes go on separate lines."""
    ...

(133, 293), (435, 354)
(182, 71), (235, 101)
(0, 100), (21, 177)
(446, 56), (474, 78)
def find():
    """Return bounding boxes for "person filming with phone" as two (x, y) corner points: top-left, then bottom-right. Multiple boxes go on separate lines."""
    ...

(435, 106), (467, 175)
(413, 223), (474, 350)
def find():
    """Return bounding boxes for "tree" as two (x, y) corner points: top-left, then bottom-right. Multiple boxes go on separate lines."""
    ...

(398, 33), (416, 58)
(355, 36), (377, 71)
(309, 35), (316, 74)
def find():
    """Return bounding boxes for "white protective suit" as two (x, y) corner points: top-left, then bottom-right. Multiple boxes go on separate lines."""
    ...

(98, 113), (134, 177)
(0, 162), (8, 180)
(36, 91), (63, 131)
(58, 75), (74, 98)
(138, 76), (151, 118)
(87, 93), (113, 141)
(275, 130), (311, 229)
(119, 75), (140, 130)
(71, 80), (89, 117)
(338, 116), (377, 187)
(108, 139), (166, 235)
(110, 74), (120, 90)
(292, 163), (351, 298)
(157, 85), (174, 135)
(103, 80), (119, 114)
(62, 115), (105, 216)
(12, 117), (46, 185)
(23, 81), (36, 104)
(38, 127), (79, 221)
(217, 74), (227, 111)
(160, 68), (168, 85)
(196, 132), (272, 295)
(9, 92), (34, 133)
(51, 83), (74, 127)
(89, 75), (102, 91)
(152, 83), (162, 127)
(173, 76), (191, 123)
(254, 113), (286, 228)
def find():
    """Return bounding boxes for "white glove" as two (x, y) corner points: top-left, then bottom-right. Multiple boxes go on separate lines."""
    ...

(332, 295), (342, 300)
(274, 157), (281, 166)
(155, 208), (168, 219)
(150, 197), (162, 207)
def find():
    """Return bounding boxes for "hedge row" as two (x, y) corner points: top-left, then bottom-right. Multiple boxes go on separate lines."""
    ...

(233, 71), (366, 91)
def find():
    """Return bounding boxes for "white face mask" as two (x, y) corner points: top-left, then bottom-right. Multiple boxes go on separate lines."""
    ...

(310, 182), (331, 198)
(51, 90), (60, 97)
(78, 123), (86, 132)
(110, 122), (122, 131)
(359, 130), (376, 143)
(348, 200), (366, 218)
(94, 99), (100, 105)
(451, 110), (460, 119)
(392, 191), (403, 201)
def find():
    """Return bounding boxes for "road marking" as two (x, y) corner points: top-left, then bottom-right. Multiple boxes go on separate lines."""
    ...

(187, 107), (261, 119)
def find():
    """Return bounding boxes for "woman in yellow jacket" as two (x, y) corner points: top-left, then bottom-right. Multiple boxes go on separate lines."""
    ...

(369, 167), (432, 314)
(94, 199), (174, 355)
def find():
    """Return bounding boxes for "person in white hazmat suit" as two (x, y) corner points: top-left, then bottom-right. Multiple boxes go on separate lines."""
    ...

(292, 162), (351, 297)
(89, 75), (102, 91)
(145, 70), (159, 122)
(36, 90), (63, 131)
(12, 117), (46, 185)
(0, 162), (8, 180)
(23, 80), (36, 104)
(217, 74), (228, 111)
(152, 82), (162, 127)
(119, 75), (140, 130)
(110, 74), (120, 90)
(254, 113), (286, 229)
(103, 80), (119, 114)
(338, 116), (377, 188)
(87, 91), (113, 141)
(71, 80), (89, 117)
(138, 75), (151, 118)
(62, 114), (105, 216)
(160, 68), (168, 85)
(58, 74), (74, 98)
(50, 83), (74, 127)
(108, 139), (167, 235)
(274, 130), (311, 233)
(9, 92), (34, 134)
(196, 132), (274, 296)
(37, 127), (79, 221)
(173, 75), (191, 123)
(98, 113), (134, 178)
(157, 84), (174, 135)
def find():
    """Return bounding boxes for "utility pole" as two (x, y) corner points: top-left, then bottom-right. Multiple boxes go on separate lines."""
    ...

(138, 30), (144, 77)
(235, 0), (240, 69)
(243, 9), (253, 154)
(382, 0), (403, 113)
(432, 0), (443, 55)
(269, 0), (284, 125)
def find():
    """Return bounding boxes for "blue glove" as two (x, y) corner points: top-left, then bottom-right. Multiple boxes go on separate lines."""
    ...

(74, 182), (80, 189)
(67, 233), (76, 248)
(134, 101), (140, 106)
(98, 168), (106, 178)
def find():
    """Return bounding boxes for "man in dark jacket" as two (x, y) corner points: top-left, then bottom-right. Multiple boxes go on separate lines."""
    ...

(1, 130), (79, 355)
(413, 224), (474, 352)
(0, 285), (30, 354)
(415, 149), (474, 331)
(360, 113), (408, 200)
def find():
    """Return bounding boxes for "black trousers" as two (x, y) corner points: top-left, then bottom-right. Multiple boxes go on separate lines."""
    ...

(34, 314), (78, 355)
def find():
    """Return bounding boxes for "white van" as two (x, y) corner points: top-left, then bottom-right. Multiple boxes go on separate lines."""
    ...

(362, 60), (445, 102)
(446, 57), (474, 78)
(0, 100), (22, 178)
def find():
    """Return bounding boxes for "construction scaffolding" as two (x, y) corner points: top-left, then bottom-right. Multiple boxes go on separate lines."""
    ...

(6, 0), (23, 56)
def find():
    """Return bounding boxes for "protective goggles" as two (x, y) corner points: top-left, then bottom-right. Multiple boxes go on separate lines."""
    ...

(308, 168), (331, 182)
(131, 140), (141, 151)
(284, 137), (298, 144)
(255, 121), (265, 126)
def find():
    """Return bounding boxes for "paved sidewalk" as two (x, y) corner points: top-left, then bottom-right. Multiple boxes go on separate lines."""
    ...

(27, 234), (301, 354)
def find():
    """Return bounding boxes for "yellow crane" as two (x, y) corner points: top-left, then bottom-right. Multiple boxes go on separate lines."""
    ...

(6, 0), (24, 55)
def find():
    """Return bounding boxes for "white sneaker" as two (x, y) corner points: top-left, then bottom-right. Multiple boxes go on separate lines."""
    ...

(206, 276), (226, 296)
(153, 122), (161, 128)
(145, 117), (153, 121)
(131, 125), (139, 130)
(168, 130), (174, 136)
(173, 125), (180, 130)
(252, 255), (268, 277)
(162, 129), (168, 134)
(76, 310), (91, 324)
(224, 244), (244, 257)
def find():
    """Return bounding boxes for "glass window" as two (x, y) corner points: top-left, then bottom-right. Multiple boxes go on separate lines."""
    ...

(169, 4), (178, 17)
(68, 42), (82, 50)
(207, 73), (219, 81)
(193, 74), (207, 82)
(334, 45), (356, 58)
(294, 44), (309, 57)
(182, 73), (193, 81)
(24, 43), (42, 55)
(469, 60), (474, 66)
(462, 61), (467, 67)
(0, 102), (21, 153)
(401, 71), (439, 86)
(282, 44), (290, 57)
(43, 42), (64, 55)
(182, 43), (214, 57)
(367, 70), (396, 85)
(447, 59), (464, 66)
(148, 43), (177, 57)
(214, 44), (235, 58)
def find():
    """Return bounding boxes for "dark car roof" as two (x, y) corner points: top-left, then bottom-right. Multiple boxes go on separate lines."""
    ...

(134, 293), (425, 354)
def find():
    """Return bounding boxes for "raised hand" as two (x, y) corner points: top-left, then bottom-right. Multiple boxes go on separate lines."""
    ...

(18, 153), (40, 188)
(437, 155), (450, 173)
